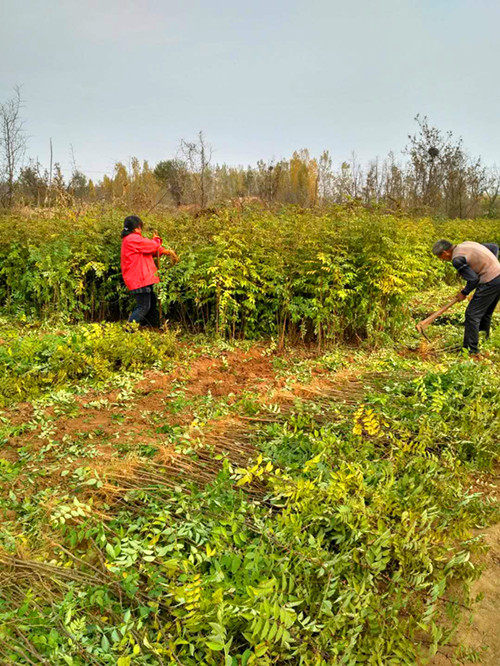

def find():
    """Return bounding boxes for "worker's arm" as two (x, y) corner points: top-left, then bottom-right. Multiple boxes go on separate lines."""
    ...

(452, 255), (479, 296)
(159, 247), (180, 263)
(136, 235), (162, 254)
(151, 234), (179, 263)
(483, 242), (499, 258)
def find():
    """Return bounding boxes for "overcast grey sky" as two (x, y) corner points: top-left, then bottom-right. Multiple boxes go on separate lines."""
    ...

(1, 0), (498, 178)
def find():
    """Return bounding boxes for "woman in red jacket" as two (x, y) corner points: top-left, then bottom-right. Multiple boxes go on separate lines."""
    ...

(121, 216), (178, 327)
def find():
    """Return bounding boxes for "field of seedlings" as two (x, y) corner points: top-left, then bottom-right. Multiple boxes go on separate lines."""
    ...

(0, 206), (499, 665)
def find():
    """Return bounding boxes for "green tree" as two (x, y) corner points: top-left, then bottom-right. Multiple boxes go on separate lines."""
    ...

(154, 159), (188, 206)
(68, 170), (88, 198)
(17, 160), (48, 205)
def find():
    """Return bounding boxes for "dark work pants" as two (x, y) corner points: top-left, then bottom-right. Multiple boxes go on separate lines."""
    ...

(128, 289), (160, 328)
(463, 276), (500, 353)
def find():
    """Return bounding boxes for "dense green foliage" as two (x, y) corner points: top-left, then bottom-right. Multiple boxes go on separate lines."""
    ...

(0, 207), (498, 664)
(1, 207), (498, 340)
(0, 321), (498, 664)
(0, 320), (176, 406)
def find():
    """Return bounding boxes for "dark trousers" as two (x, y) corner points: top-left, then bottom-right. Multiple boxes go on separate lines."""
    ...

(128, 289), (160, 327)
(463, 276), (500, 353)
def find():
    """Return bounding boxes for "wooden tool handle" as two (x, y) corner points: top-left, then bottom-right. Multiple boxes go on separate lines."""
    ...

(416, 295), (461, 332)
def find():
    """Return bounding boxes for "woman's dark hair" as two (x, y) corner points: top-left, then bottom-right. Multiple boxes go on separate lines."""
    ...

(121, 215), (143, 238)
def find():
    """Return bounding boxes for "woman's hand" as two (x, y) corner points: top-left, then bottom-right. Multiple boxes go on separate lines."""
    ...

(160, 248), (179, 264)
(168, 250), (180, 265)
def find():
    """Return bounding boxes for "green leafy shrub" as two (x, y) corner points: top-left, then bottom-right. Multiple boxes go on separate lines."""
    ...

(0, 321), (176, 405)
(1, 206), (497, 341)
(0, 356), (497, 664)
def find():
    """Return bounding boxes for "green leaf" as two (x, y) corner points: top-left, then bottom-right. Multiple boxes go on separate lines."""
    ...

(101, 634), (110, 652)
(231, 555), (241, 573)
(241, 649), (252, 666)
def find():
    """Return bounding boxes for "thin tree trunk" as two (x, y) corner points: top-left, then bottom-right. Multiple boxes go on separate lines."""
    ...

(44, 138), (53, 206)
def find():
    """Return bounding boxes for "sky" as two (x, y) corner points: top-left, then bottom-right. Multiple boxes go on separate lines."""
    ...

(1, 0), (499, 179)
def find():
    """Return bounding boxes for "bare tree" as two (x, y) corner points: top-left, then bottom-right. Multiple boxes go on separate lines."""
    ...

(68, 145), (88, 199)
(363, 158), (382, 205)
(381, 153), (406, 210)
(179, 131), (212, 207)
(349, 152), (364, 200)
(483, 166), (500, 218)
(0, 86), (27, 206)
(44, 138), (53, 206)
(405, 115), (488, 217)
(317, 150), (334, 203)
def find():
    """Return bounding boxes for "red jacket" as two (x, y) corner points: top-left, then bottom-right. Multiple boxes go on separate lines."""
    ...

(121, 232), (170, 291)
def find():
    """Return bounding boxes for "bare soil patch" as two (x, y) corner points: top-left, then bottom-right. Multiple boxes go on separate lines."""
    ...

(178, 347), (276, 398)
(1, 346), (279, 492)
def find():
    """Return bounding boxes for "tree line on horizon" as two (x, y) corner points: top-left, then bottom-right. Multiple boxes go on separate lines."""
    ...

(1, 87), (499, 218)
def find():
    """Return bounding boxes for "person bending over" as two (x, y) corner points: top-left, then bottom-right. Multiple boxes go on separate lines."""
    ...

(120, 215), (178, 327)
(432, 239), (500, 355)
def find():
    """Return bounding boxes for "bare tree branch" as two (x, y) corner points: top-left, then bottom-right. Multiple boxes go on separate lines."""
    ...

(0, 85), (27, 207)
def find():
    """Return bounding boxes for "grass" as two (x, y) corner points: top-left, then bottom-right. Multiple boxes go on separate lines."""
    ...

(0, 296), (499, 665)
